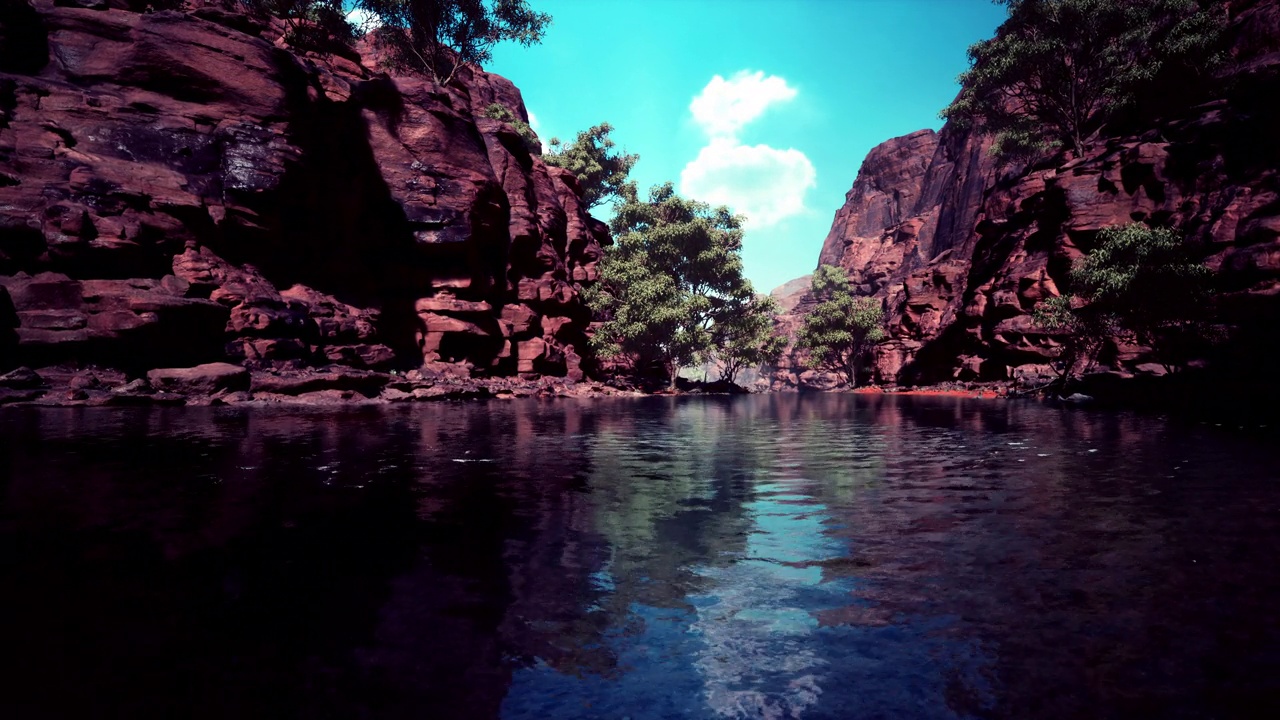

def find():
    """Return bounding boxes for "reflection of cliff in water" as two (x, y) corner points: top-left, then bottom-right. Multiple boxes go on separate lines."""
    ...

(0, 406), (615, 719)
(804, 398), (1280, 719)
(4, 397), (1280, 720)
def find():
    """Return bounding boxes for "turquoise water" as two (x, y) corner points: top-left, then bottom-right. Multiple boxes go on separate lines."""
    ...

(2, 395), (1278, 719)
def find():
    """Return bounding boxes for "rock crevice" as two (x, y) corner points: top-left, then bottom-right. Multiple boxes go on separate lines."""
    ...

(0, 0), (607, 380)
(777, 0), (1280, 390)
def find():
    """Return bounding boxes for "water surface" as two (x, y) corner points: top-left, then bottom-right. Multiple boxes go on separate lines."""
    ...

(2, 395), (1278, 719)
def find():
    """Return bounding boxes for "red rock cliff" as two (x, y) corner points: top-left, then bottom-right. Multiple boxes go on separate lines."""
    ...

(781, 0), (1280, 390)
(0, 0), (607, 380)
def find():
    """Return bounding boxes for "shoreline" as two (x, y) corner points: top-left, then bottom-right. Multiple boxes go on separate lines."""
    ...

(0, 363), (1025, 408)
(9, 365), (1270, 418)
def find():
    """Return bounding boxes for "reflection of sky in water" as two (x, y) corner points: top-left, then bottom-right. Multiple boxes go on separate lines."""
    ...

(8, 398), (1278, 718)
(689, 481), (848, 718)
(503, 472), (995, 720)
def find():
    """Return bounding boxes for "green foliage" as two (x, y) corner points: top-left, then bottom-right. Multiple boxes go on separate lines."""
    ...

(543, 123), (639, 210)
(481, 103), (541, 154)
(585, 183), (770, 389)
(239, 1), (551, 81)
(795, 265), (886, 387)
(358, 0), (551, 85)
(1031, 293), (1108, 383)
(239, 0), (356, 54)
(942, 0), (1225, 157)
(712, 294), (788, 385)
(1033, 223), (1214, 378)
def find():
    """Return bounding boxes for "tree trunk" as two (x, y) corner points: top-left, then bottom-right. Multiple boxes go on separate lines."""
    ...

(667, 359), (678, 391)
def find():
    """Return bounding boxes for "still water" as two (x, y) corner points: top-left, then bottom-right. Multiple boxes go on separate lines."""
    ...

(2, 395), (1278, 719)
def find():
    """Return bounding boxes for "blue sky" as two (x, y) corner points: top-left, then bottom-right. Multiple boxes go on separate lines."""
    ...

(467, 1), (1006, 293)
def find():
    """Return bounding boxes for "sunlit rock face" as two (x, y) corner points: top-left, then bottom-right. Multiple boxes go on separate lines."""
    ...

(777, 0), (1280, 389)
(0, 0), (607, 377)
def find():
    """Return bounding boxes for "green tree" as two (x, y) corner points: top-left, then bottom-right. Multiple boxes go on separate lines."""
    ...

(239, 0), (356, 53)
(543, 123), (639, 210)
(1031, 294), (1110, 387)
(712, 294), (787, 385)
(1033, 223), (1214, 381)
(359, 0), (551, 85)
(942, 0), (1224, 157)
(795, 265), (886, 387)
(584, 183), (765, 390)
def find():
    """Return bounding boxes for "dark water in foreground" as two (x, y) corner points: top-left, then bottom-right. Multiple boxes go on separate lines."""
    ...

(2, 395), (1279, 720)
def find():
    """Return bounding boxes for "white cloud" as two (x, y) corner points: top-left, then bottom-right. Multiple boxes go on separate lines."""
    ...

(690, 70), (798, 138)
(681, 71), (814, 226)
(346, 9), (382, 34)
(525, 111), (547, 152)
(681, 138), (816, 227)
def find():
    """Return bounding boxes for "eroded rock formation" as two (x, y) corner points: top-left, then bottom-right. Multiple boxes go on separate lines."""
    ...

(776, 0), (1280, 391)
(0, 0), (607, 387)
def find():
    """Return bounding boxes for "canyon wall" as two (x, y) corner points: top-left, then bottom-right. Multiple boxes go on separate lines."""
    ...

(0, 0), (606, 386)
(774, 0), (1280, 391)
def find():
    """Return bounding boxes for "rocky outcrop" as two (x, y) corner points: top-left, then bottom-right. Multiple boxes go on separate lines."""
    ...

(780, 0), (1280, 390)
(0, 1), (607, 383)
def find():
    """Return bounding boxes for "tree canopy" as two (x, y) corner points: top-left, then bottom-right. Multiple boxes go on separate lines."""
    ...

(241, 1), (551, 85)
(240, 0), (357, 54)
(543, 123), (639, 211)
(942, 0), (1224, 157)
(795, 264), (886, 387)
(361, 0), (551, 85)
(712, 293), (787, 385)
(1033, 223), (1214, 381)
(584, 183), (776, 389)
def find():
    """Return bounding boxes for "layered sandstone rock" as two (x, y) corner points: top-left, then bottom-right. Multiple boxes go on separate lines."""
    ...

(778, 0), (1280, 389)
(0, 0), (607, 381)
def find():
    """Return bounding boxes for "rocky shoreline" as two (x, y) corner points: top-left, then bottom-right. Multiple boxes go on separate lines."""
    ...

(0, 363), (642, 407)
(0, 362), (1024, 407)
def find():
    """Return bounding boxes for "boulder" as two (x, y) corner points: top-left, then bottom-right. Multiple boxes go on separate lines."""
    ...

(250, 368), (390, 396)
(0, 367), (45, 389)
(147, 363), (250, 395)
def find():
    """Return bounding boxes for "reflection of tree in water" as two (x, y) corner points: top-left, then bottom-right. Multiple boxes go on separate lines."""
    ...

(683, 394), (898, 718)
(586, 398), (758, 613)
(361, 400), (619, 709)
(6, 399), (1278, 720)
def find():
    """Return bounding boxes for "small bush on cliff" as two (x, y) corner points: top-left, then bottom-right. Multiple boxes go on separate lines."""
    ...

(943, 0), (1225, 157)
(481, 103), (540, 154)
(1033, 223), (1214, 380)
(584, 183), (773, 390)
(543, 123), (639, 211)
(795, 265), (886, 387)
(359, 0), (551, 85)
(239, 0), (356, 54)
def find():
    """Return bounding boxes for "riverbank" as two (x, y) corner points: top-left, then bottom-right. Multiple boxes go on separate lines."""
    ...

(0, 363), (1021, 407)
(0, 364), (641, 408)
(5, 363), (1274, 421)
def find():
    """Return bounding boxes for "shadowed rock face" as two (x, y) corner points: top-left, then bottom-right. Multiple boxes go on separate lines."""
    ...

(778, 0), (1280, 389)
(0, 0), (607, 378)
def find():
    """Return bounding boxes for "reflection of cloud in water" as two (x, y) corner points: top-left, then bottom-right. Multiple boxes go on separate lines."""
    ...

(690, 482), (850, 718)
